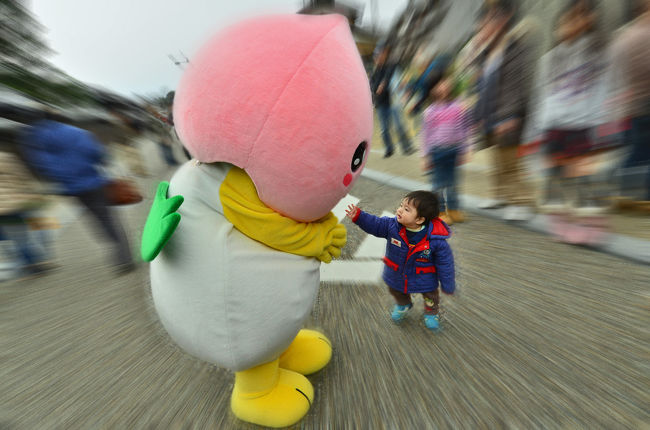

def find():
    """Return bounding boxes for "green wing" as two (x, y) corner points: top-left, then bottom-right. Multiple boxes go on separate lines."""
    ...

(140, 181), (184, 262)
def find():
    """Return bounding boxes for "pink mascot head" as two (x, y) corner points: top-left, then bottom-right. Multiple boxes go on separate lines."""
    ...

(173, 14), (373, 222)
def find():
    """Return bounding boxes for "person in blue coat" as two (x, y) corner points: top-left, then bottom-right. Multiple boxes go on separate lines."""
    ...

(20, 116), (134, 273)
(346, 190), (455, 331)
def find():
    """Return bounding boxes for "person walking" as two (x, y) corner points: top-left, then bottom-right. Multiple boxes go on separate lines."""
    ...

(370, 45), (415, 158)
(346, 191), (455, 332)
(20, 114), (135, 273)
(0, 149), (52, 279)
(421, 76), (471, 225)
(472, 0), (537, 220)
(536, 0), (609, 215)
(610, 0), (650, 212)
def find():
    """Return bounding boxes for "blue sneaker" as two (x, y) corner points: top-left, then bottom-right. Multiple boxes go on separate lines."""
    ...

(424, 314), (440, 331)
(390, 304), (412, 322)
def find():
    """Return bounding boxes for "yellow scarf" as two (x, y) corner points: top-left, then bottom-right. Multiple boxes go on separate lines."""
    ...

(219, 166), (346, 263)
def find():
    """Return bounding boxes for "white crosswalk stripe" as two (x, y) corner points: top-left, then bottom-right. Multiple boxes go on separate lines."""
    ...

(320, 260), (383, 283)
(330, 194), (360, 222)
(321, 196), (391, 283)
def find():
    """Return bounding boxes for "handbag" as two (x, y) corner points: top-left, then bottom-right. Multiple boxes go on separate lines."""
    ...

(105, 178), (143, 206)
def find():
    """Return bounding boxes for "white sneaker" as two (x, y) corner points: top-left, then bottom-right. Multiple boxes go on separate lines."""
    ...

(477, 199), (507, 209)
(503, 205), (534, 221)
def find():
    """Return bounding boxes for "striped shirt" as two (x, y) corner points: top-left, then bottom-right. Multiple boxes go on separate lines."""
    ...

(421, 101), (471, 156)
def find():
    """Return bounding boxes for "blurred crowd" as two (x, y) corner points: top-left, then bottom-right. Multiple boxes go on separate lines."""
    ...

(0, 91), (184, 281)
(2, 0), (649, 280)
(368, 0), (650, 238)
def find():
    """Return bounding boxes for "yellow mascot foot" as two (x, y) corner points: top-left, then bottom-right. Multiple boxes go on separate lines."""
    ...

(231, 359), (314, 428)
(279, 329), (332, 375)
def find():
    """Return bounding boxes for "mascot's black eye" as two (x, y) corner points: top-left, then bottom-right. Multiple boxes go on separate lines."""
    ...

(351, 141), (367, 172)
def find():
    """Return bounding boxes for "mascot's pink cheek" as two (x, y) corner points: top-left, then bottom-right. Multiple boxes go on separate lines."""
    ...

(343, 173), (353, 187)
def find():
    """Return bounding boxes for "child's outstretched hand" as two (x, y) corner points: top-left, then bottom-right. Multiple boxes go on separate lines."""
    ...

(345, 204), (360, 220)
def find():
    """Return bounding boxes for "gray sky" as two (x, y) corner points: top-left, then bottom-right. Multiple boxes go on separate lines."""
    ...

(29, 0), (406, 98)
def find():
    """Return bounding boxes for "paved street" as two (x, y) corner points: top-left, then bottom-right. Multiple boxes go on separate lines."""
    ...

(1, 166), (648, 429)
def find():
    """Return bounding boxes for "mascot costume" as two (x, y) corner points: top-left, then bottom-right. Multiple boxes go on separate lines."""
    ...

(140, 14), (373, 428)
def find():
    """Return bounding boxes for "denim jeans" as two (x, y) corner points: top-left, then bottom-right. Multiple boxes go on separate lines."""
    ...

(0, 214), (45, 268)
(621, 114), (650, 200)
(158, 142), (179, 166)
(376, 105), (412, 153)
(430, 146), (460, 212)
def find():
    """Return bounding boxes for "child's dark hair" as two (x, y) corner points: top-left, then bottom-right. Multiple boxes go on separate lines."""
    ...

(404, 190), (440, 224)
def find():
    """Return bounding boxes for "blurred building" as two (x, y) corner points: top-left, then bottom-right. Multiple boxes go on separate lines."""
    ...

(519, 0), (636, 53)
(1, 0), (157, 148)
(299, 0), (381, 68)
(384, 0), (449, 61)
(379, 0), (637, 64)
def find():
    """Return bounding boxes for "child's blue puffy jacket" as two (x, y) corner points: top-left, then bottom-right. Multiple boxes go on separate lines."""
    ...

(353, 210), (455, 295)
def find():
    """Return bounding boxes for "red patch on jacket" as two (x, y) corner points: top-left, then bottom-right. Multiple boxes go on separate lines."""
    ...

(431, 218), (449, 236)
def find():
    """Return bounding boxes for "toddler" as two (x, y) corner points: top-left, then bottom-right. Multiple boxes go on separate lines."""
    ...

(346, 191), (455, 331)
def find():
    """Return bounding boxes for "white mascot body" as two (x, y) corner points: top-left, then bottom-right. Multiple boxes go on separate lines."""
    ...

(150, 162), (321, 371)
(141, 13), (373, 428)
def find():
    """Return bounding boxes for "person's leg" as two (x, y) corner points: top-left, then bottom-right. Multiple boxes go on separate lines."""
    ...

(388, 286), (412, 322)
(496, 141), (533, 207)
(76, 188), (133, 267)
(541, 130), (566, 207)
(0, 214), (44, 269)
(391, 105), (413, 153)
(495, 145), (517, 205)
(24, 213), (57, 263)
(445, 147), (461, 211)
(489, 133), (516, 205)
(159, 141), (178, 166)
(445, 146), (466, 222)
(377, 105), (395, 156)
(422, 289), (441, 331)
(433, 147), (456, 223)
(422, 289), (440, 315)
(431, 148), (449, 213)
(492, 143), (510, 204)
(0, 224), (20, 279)
(544, 165), (564, 203)
(646, 165), (650, 202)
(562, 130), (599, 211)
(494, 137), (535, 221)
(573, 171), (600, 210)
(388, 286), (412, 306)
(619, 126), (638, 201)
(626, 114), (650, 202)
(477, 134), (507, 209)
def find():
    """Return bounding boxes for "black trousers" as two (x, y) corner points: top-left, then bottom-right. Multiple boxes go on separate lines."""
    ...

(76, 187), (132, 266)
